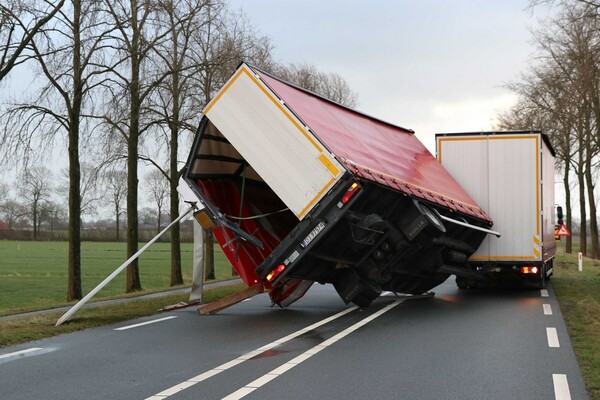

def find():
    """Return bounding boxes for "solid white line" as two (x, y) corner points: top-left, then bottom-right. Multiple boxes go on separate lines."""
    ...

(0, 347), (43, 360)
(221, 300), (403, 400)
(145, 305), (358, 399)
(541, 289), (549, 297)
(547, 327), (560, 348)
(543, 304), (553, 316)
(553, 374), (572, 400)
(114, 316), (178, 331)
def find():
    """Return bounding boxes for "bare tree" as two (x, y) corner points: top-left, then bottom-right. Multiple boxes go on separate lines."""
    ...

(2, 0), (114, 300)
(101, 0), (174, 292)
(502, 2), (600, 256)
(148, 0), (211, 286)
(57, 162), (102, 217)
(145, 0), (275, 285)
(274, 62), (359, 108)
(18, 166), (53, 240)
(39, 199), (63, 238)
(188, 2), (275, 105)
(0, 0), (65, 81)
(145, 169), (168, 234)
(0, 199), (26, 227)
(102, 168), (127, 241)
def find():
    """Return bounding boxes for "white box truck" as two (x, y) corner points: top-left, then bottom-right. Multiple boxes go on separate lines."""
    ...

(436, 131), (556, 289)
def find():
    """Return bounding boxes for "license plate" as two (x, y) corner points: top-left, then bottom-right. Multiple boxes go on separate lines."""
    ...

(301, 221), (326, 248)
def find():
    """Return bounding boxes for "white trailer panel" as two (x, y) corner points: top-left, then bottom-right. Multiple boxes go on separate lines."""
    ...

(203, 65), (344, 219)
(437, 133), (553, 262)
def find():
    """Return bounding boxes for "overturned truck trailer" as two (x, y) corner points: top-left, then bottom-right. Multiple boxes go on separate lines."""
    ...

(183, 63), (497, 308)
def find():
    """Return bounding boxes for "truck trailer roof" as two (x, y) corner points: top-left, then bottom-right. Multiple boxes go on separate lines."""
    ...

(221, 64), (491, 224)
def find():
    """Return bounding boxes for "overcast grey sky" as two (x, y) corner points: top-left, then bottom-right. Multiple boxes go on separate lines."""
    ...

(228, 0), (543, 151)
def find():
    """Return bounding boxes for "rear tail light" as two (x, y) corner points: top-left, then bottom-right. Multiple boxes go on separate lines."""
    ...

(266, 264), (286, 282)
(520, 266), (539, 274)
(341, 182), (361, 205)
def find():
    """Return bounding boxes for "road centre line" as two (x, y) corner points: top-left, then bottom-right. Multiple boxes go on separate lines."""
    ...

(145, 305), (359, 400)
(543, 304), (552, 315)
(221, 300), (403, 400)
(553, 374), (572, 400)
(541, 289), (549, 297)
(0, 347), (43, 362)
(547, 327), (560, 348)
(115, 316), (178, 331)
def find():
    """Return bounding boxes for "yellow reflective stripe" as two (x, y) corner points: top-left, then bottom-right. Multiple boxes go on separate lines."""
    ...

(469, 255), (536, 261)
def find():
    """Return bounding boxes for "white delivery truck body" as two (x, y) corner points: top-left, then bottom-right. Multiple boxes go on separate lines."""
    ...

(436, 131), (556, 288)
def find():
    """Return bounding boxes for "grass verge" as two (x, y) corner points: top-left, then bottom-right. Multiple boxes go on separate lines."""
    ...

(0, 283), (246, 348)
(552, 245), (600, 399)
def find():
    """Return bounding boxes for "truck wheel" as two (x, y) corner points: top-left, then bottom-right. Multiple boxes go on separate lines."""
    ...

(545, 260), (553, 281)
(533, 264), (546, 289)
(351, 281), (381, 307)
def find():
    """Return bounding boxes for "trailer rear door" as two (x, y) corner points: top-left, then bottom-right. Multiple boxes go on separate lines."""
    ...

(203, 64), (344, 220)
(437, 133), (542, 262)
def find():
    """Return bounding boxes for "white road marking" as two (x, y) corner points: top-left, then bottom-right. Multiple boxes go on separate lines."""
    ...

(221, 300), (403, 400)
(114, 316), (178, 331)
(0, 347), (43, 361)
(145, 305), (359, 399)
(553, 374), (572, 400)
(543, 304), (553, 315)
(547, 327), (560, 348)
(541, 289), (549, 297)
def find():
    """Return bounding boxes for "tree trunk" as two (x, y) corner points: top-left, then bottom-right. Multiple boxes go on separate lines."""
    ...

(168, 34), (183, 286)
(169, 179), (182, 286)
(156, 206), (161, 235)
(115, 205), (120, 241)
(126, 2), (142, 292)
(585, 157), (598, 258)
(67, 0), (83, 301)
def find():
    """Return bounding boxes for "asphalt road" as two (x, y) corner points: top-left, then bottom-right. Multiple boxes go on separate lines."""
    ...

(0, 279), (589, 400)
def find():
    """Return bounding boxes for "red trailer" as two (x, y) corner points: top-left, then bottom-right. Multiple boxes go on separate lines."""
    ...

(183, 63), (498, 308)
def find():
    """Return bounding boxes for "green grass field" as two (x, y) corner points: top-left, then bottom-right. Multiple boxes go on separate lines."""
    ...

(0, 240), (233, 316)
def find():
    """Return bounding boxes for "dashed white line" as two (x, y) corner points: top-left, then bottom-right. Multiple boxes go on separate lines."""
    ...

(221, 300), (403, 400)
(547, 327), (560, 348)
(541, 289), (549, 297)
(145, 305), (359, 399)
(0, 347), (43, 361)
(543, 304), (553, 315)
(115, 316), (178, 331)
(553, 374), (572, 400)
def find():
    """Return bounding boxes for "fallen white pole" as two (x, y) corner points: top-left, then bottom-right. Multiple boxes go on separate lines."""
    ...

(56, 205), (194, 326)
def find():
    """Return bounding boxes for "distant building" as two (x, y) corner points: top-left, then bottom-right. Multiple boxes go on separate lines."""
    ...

(0, 220), (8, 230)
